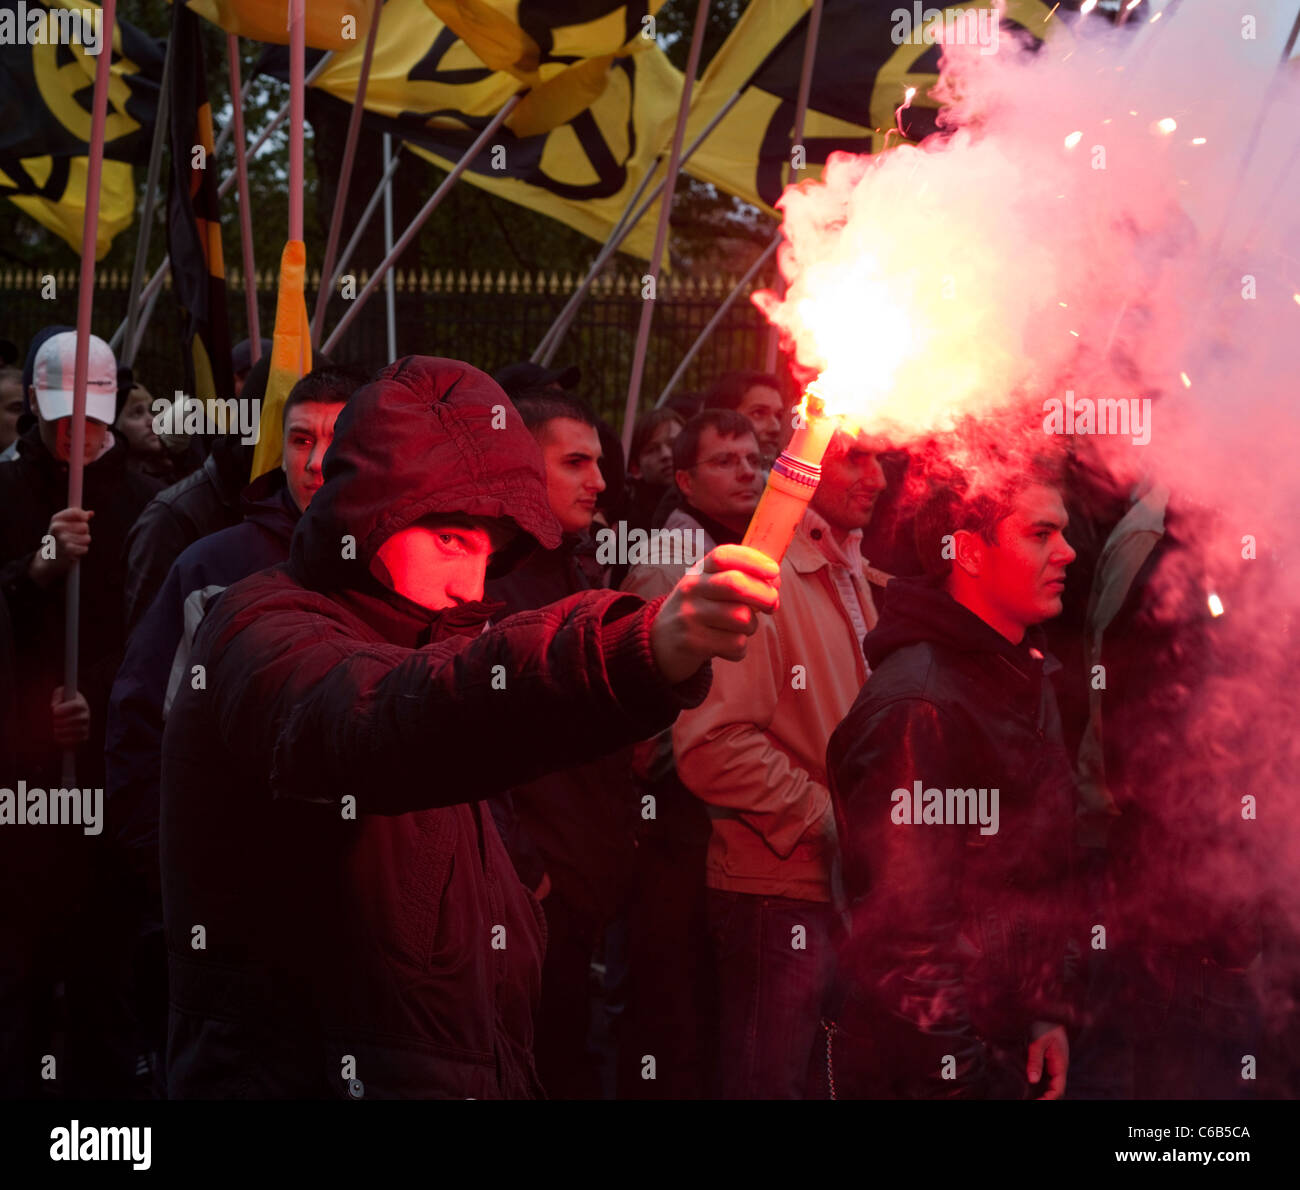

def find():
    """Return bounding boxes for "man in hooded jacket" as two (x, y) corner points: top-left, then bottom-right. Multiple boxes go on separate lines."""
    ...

(160, 356), (779, 1099)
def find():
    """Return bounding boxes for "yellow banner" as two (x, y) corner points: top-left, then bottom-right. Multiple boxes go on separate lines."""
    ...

(251, 239), (313, 477)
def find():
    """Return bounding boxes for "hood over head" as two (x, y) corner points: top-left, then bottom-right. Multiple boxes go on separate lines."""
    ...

(290, 355), (561, 592)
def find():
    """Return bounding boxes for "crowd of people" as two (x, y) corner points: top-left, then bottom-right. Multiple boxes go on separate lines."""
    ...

(0, 326), (1286, 1100)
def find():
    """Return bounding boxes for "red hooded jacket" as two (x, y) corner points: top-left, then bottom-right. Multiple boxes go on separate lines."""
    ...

(160, 357), (709, 1098)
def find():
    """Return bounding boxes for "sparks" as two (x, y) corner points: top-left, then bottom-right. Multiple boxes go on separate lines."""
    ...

(1058, 301), (1069, 308)
(1156, 117), (1177, 134)
(1064, 130), (1083, 149)
(1293, 293), (1300, 305)
(1207, 593), (1225, 618)
(1192, 136), (1207, 145)
(1180, 372), (1191, 388)
(1069, 329), (1080, 337)
(1150, 9), (1162, 21)
(1045, 1), (1060, 20)
(1081, 0), (1097, 14)
(1126, 0), (1140, 10)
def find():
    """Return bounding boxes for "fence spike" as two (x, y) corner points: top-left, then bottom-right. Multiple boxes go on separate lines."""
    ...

(548, 270), (560, 294)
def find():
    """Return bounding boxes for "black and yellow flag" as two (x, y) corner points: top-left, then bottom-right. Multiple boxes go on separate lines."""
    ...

(685, 0), (1067, 214)
(0, 0), (164, 257)
(167, 0), (234, 406)
(310, 0), (679, 258)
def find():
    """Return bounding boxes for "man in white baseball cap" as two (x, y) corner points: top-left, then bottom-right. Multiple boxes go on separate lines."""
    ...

(30, 330), (119, 466)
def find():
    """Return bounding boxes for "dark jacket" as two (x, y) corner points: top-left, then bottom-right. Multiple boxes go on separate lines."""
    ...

(486, 536), (635, 923)
(121, 443), (250, 632)
(827, 575), (1076, 1099)
(0, 427), (159, 784)
(107, 469), (300, 897)
(160, 356), (710, 1099)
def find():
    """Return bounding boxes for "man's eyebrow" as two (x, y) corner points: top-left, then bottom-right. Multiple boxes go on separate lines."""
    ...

(564, 450), (600, 462)
(1029, 518), (1068, 531)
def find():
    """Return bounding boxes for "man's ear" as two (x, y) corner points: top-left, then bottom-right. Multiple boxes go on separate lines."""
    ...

(675, 468), (693, 503)
(951, 528), (983, 578)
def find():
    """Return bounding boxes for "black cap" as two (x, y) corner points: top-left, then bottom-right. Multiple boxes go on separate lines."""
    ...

(232, 338), (273, 375)
(493, 360), (580, 400)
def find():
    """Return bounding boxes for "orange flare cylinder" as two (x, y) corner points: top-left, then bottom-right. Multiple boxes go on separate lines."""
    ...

(741, 398), (837, 565)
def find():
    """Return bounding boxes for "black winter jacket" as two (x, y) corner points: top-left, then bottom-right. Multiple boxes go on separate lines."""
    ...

(0, 427), (159, 784)
(160, 357), (709, 1099)
(827, 575), (1076, 1099)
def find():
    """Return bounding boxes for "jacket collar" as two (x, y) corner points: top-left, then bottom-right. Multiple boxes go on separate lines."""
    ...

(681, 501), (745, 547)
(789, 508), (865, 576)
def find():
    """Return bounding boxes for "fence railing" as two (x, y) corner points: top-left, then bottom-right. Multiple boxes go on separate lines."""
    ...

(2, 265), (779, 424)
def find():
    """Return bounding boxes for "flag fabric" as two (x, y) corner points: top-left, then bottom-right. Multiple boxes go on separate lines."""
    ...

(182, 0), (375, 51)
(685, 0), (1066, 214)
(309, 0), (681, 258)
(166, 0), (235, 407)
(0, 0), (164, 257)
(250, 239), (312, 477)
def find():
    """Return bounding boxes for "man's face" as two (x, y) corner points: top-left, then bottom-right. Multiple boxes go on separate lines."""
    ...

(959, 484), (1077, 636)
(38, 413), (109, 464)
(0, 380), (23, 450)
(373, 518), (514, 610)
(634, 419), (680, 487)
(537, 417), (605, 534)
(282, 400), (346, 513)
(116, 392), (162, 455)
(811, 430), (887, 534)
(676, 426), (763, 532)
(737, 384), (784, 464)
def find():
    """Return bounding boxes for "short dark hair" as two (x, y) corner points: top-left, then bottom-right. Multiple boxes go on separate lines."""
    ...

(704, 371), (785, 413)
(672, 409), (758, 473)
(282, 362), (369, 426)
(512, 390), (598, 436)
(629, 407), (684, 466)
(914, 462), (1063, 578)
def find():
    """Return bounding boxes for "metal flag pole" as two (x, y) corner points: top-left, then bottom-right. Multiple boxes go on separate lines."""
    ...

(228, 34), (261, 358)
(655, 235), (780, 407)
(383, 133), (397, 363)
(322, 94), (524, 355)
(289, 0), (305, 245)
(619, 0), (712, 458)
(61, 0), (117, 784)
(533, 88), (745, 367)
(311, 0), (384, 344)
(326, 144), (404, 299)
(763, 0), (823, 372)
(122, 33), (172, 367)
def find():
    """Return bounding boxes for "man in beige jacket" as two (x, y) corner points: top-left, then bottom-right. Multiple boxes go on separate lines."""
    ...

(673, 426), (890, 1098)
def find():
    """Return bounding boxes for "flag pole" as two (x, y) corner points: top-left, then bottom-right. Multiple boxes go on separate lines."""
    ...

(763, 0), (823, 372)
(311, 0), (383, 345)
(289, 0), (305, 245)
(122, 33), (171, 368)
(62, 0), (117, 784)
(228, 34), (261, 361)
(655, 235), (780, 408)
(533, 88), (744, 367)
(619, 0), (712, 459)
(325, 143), (403, 300)
(322, 94), (524, 356)
(382, 133), (398, 363)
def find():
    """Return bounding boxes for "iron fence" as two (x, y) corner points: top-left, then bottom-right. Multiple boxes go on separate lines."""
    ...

(1, 265), (780, 426)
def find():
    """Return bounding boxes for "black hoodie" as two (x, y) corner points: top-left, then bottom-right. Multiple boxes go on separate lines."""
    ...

(827, 575), (1077, 1099)
(160, 356), (710, 1099)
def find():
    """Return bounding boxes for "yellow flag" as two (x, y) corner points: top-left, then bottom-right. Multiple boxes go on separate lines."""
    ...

(182, 0), (374, 50)
(314, 0), (682, 258)
(1, 157), (135, 261)
(685, 0), (1065, 213)
(251, 240), (313, 477)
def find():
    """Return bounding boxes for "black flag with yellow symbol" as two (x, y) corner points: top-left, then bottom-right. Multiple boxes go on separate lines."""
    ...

(0, 0), (163, 257)
(167, 0), (234, 407)
(310, 0), (678, 258)
(685, 0), (1068, 214)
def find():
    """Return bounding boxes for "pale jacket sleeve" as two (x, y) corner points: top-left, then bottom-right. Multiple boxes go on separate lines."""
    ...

(672, 610), (830, 860)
